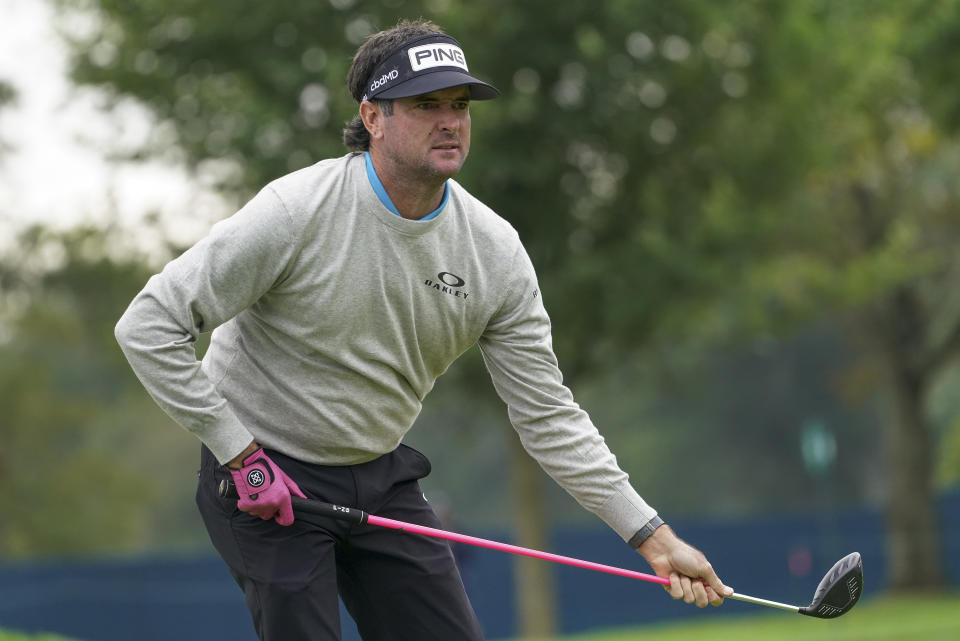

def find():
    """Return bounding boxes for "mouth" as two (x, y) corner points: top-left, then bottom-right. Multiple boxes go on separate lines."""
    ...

(432, 140), (460, 151)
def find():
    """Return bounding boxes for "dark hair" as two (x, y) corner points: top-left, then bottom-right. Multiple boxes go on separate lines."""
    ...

(342, 19), (445, 151)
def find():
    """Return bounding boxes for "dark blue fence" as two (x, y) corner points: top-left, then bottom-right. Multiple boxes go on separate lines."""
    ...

(2, 488), (958, 640)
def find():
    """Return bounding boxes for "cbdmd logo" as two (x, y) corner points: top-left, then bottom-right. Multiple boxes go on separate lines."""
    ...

(407, 44), (469, 72)
(424, 271), (469, 300)
(369, 68), (400, 93)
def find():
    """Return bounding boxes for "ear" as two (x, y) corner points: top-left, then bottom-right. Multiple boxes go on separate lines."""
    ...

(359, 101), (384, 141)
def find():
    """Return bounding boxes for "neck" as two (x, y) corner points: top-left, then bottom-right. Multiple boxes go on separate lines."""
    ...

(368, 151), (447, 220)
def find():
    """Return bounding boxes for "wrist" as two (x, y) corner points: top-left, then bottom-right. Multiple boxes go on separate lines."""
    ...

(637, 523), (680, 565)
(629, 515), (666, 550)
(227, 441), (260, 470)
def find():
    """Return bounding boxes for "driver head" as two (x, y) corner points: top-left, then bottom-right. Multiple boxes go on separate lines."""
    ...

(799, 552), (863, 618)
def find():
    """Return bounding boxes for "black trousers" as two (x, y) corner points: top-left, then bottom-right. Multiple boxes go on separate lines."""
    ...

(196, 444), (485, 641)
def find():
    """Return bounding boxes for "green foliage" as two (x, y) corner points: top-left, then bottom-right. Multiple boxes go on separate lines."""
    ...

(0, 632), (78, 641)
(36, 0), (960, 549)
(0, 78), (15, 155)
(938, 416), (960, 487)
(0, 80), (13, 105)
(0, 226), (205, 557)
(930, 362), (960, 486)
(55, 0), (960, 360)
(903, 0), (960, 131)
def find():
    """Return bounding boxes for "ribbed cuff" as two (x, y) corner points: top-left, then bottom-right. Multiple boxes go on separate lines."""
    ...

(195, 406), (256, 465)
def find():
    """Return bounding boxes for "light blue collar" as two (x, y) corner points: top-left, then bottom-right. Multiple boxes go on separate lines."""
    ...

(364, 151), (447, 221)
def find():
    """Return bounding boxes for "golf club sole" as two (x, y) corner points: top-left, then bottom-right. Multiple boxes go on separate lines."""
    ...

(218, 479), (863, 618)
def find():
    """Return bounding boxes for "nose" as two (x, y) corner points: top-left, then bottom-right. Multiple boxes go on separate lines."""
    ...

(437, 105), (462, 132)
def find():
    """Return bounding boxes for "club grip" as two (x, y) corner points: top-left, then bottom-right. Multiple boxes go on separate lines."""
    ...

(218, 478), (368, 525)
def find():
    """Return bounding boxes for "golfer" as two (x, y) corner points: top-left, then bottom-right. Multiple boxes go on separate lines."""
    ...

(116, 18), (732, 641)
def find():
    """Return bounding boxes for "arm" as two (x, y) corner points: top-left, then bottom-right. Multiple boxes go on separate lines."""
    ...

(227, 440), (261, 469)
(115, 186), (299, 464)
(480, 246), (731, 607)
(478, 246), (656, 541)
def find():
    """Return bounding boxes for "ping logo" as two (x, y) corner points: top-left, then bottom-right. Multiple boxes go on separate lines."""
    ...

(247, 469), (266, 488)
(408, 44), (468, 72)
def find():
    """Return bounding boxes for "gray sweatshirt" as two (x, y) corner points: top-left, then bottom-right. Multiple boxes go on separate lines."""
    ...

(115, 152), (657, 542)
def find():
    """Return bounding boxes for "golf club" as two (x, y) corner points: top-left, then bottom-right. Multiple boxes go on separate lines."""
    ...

(219, 479), (863, 618)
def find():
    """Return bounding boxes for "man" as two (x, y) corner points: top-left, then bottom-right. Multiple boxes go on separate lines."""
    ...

(115, 18), (732, 641)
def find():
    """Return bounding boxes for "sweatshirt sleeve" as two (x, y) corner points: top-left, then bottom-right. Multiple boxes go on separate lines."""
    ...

(477, 245), (658, 543)
(115, 186), (298, 464)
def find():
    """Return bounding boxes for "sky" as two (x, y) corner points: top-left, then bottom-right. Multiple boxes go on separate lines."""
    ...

(0, 0), (227, 249)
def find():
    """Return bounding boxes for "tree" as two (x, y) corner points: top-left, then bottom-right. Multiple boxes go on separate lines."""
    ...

(56, 0), (960, 619)
(711, 2), (960, 589)
(0, 79), (14, 155)
(0, 225), (206, 556)
(55, 2), (569, 633)
(466, 0), (960, 590)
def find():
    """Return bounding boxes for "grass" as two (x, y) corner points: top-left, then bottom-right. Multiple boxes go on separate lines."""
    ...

(2, 593), (958, 641)
(496, 593), (960, 641)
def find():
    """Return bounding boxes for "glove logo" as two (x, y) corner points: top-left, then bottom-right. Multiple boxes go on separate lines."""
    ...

(247, 469), (266, 488)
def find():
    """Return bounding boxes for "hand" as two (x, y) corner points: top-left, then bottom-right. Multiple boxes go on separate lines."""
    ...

(637, 524), (733, 607)
(229, 448), (306, 526)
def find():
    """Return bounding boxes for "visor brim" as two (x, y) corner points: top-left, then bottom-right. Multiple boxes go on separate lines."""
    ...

(373, 70), (500, 101)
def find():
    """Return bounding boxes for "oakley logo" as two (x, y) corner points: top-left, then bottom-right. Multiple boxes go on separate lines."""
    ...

(408, 44), (468, 72)
(424, 271), (469, 300)
(438, 272), (465, 287)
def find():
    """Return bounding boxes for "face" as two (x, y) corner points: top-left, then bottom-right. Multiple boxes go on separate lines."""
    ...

(366, 86), (472, 182)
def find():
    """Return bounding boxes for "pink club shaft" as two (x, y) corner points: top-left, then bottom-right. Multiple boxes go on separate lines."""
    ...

(220, 481), (670, 588)
(366, 514), (670, 586)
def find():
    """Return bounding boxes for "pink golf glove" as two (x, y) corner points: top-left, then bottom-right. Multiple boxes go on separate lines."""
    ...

(229, 449), (306, 526)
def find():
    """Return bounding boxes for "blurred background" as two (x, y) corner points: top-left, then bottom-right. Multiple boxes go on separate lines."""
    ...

(1, 0), (959, 639)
